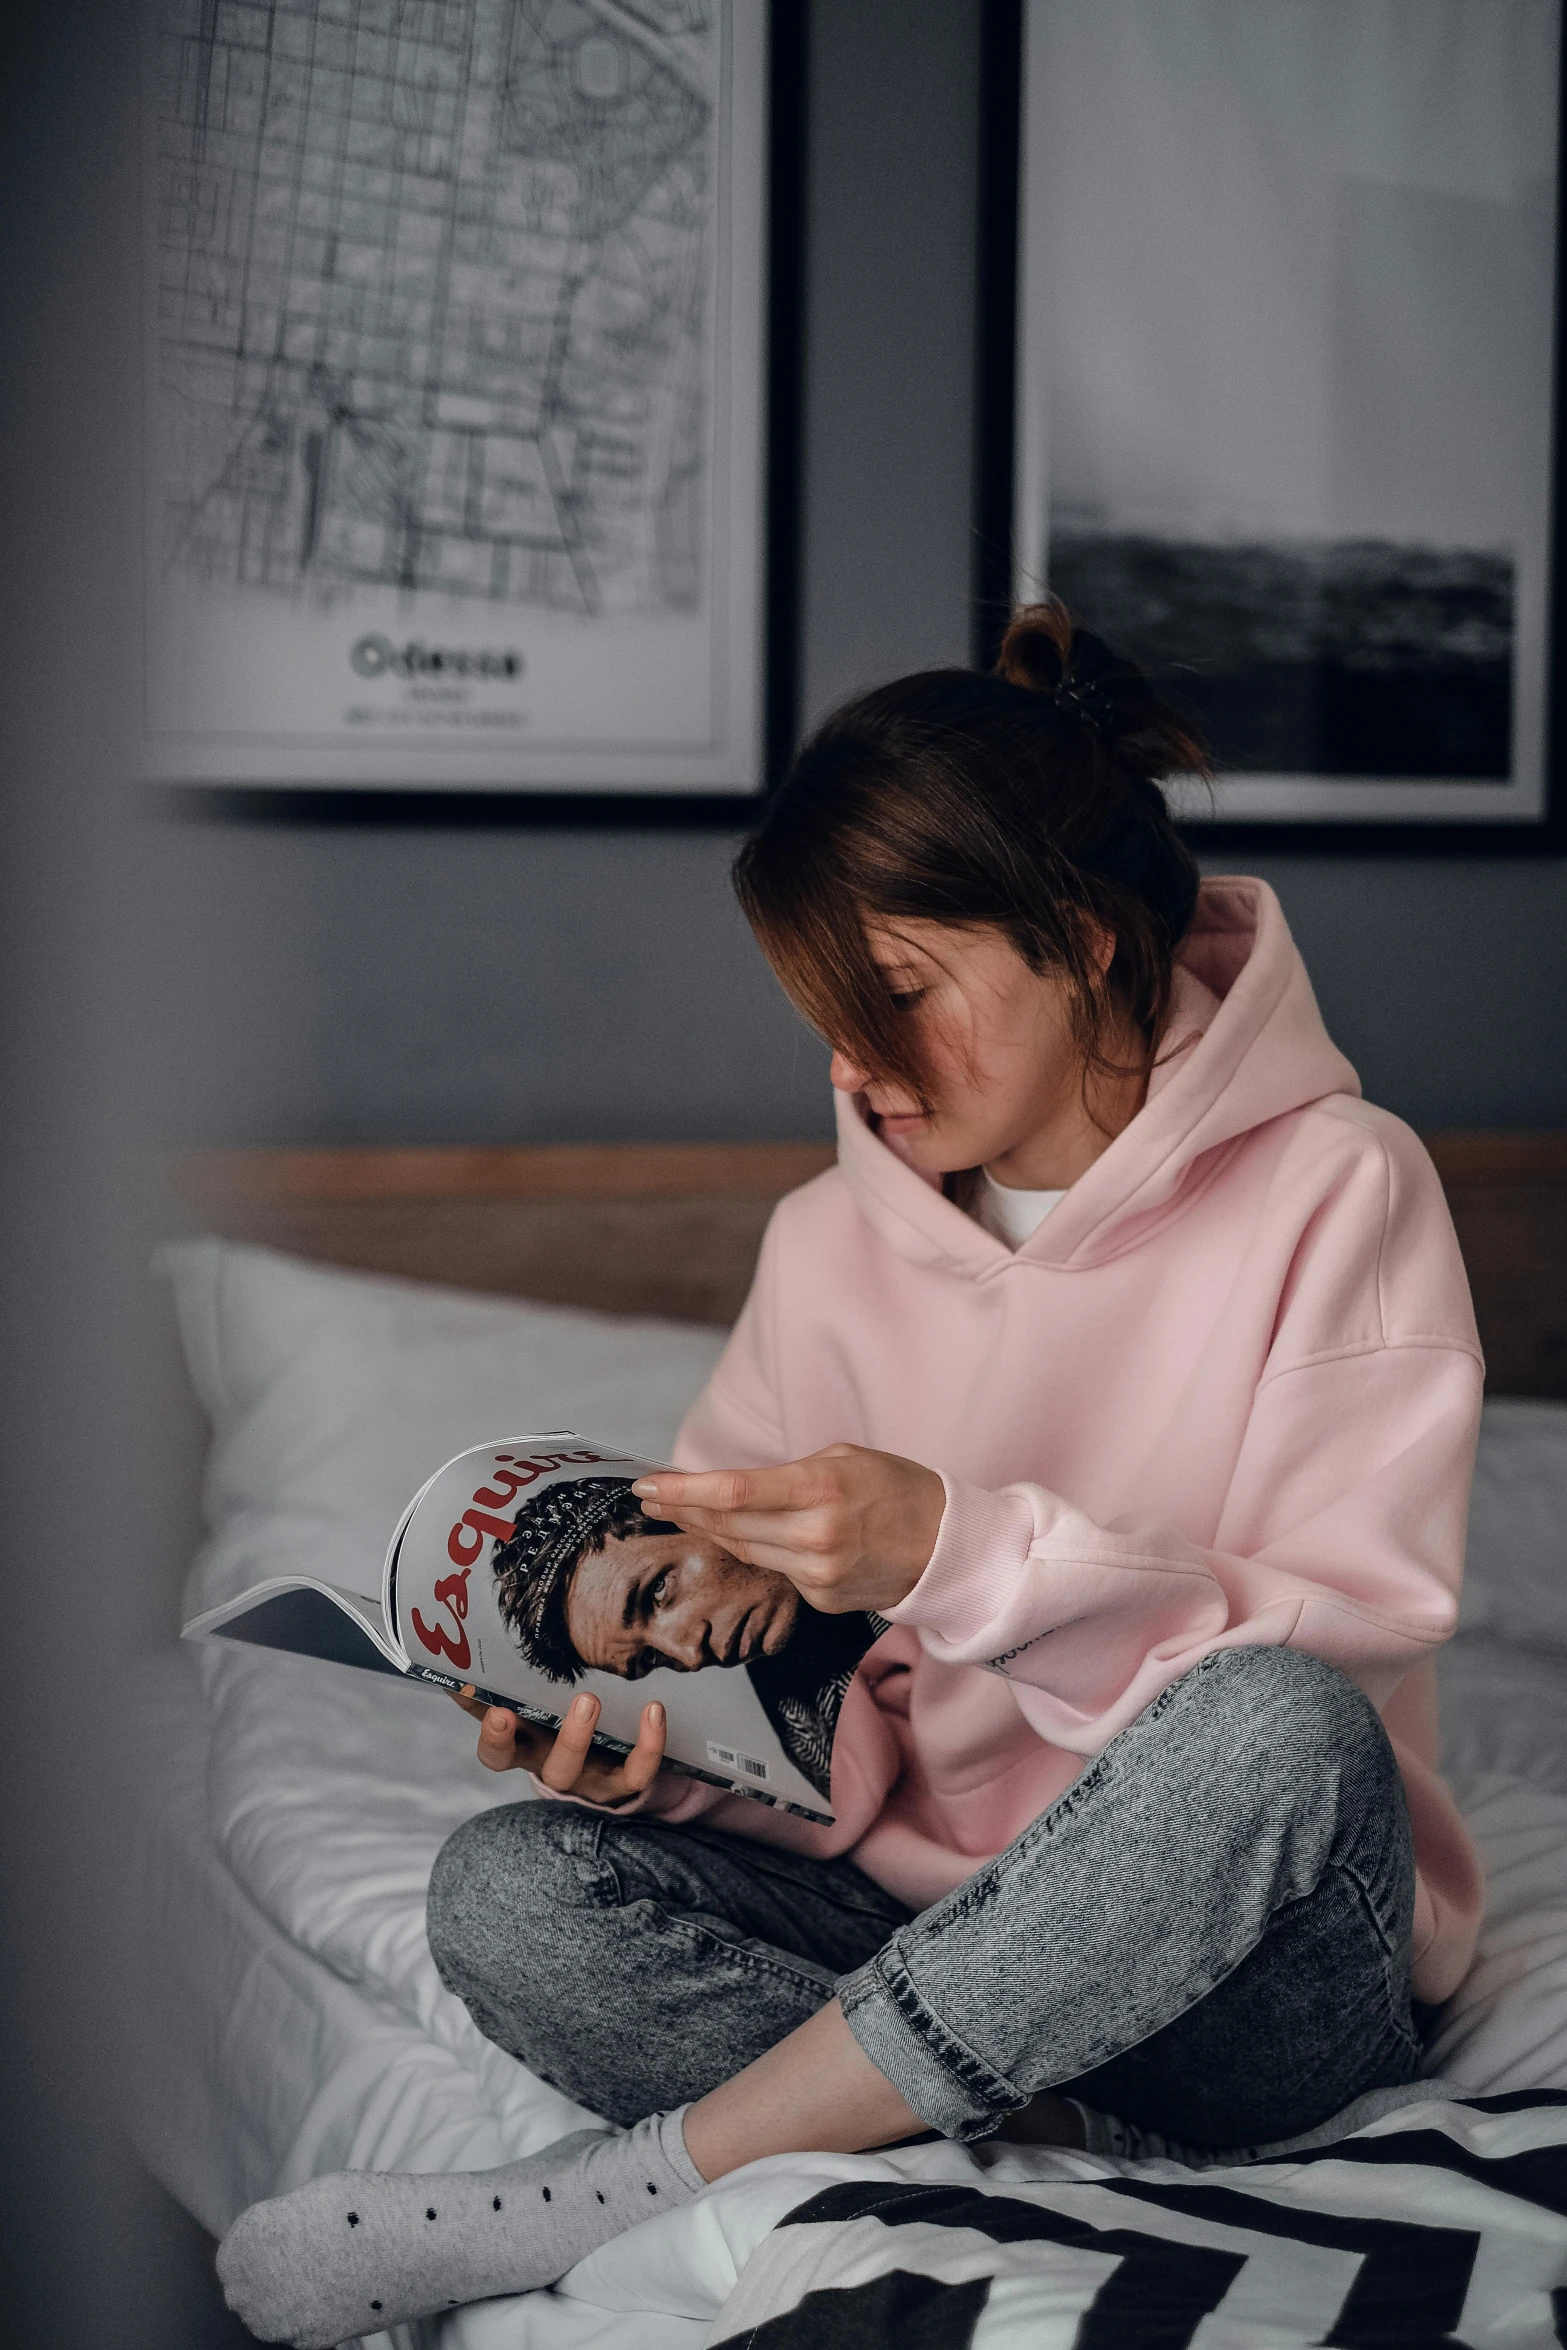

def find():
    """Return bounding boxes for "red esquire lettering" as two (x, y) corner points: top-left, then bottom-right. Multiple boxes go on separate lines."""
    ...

(411, 1560), (474, 1671)
(430, 1452), (607, 1645)
(448, 1507), (518, 1566)
(472, 1467), (532, 1508)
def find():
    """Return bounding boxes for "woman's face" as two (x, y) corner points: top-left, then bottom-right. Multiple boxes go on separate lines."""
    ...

(828, 919), (1124, 1184)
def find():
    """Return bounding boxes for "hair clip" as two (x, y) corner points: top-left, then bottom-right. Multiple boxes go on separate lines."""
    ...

(1049, 677), (1115, 735)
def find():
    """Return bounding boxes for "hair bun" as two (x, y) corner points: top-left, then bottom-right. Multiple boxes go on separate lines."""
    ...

(993, 599), (1073, 694)
(995, 597), (1168, 755)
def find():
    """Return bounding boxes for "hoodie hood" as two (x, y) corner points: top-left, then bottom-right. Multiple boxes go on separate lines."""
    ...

(834, 877), (1360, 1278)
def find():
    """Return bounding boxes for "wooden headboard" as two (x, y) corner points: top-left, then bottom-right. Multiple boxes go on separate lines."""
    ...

(159, 1143), (836, 1328)
(159, 1132), (1567, 1396)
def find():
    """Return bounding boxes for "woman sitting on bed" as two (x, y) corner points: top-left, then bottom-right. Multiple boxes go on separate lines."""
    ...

(218, 602), (1485, 2348)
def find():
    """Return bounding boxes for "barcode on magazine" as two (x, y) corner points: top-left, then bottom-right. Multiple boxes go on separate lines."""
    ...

(707, 1739), (770, 1783)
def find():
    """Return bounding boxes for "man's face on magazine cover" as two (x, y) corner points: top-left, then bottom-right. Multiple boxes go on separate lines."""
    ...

(564, 1530), (801, 1679)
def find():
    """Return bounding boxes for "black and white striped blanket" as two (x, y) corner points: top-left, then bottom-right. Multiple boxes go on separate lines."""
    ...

(705, 2093), (1567, 2349)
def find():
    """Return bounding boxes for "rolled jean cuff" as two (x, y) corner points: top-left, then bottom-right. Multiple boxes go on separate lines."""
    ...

(837, 1947), (1024, 2143)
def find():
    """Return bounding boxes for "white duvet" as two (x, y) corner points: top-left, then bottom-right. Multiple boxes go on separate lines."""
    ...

(136, 1629), (1567, 2350)
(139, 1247), (1567, 2348)
(140, 1572), (1567, 2350)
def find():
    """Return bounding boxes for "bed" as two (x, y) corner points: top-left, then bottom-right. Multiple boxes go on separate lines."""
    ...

(132, 1137), (1567, 2349)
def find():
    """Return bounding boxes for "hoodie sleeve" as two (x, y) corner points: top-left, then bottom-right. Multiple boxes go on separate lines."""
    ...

(882, 1119), (1484, 1759)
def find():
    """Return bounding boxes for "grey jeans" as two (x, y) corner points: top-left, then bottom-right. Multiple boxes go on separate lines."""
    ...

(427, 1647), (1424, 2149)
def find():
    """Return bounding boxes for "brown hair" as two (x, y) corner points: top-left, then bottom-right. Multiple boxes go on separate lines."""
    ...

(733, 599), (1209, 1116)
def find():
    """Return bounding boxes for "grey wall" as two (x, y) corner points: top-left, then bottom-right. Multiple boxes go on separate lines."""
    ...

(159, 824), (833, 1144)
(156, 0), (1567, 1148)
(1226, 855), (1567, 1130)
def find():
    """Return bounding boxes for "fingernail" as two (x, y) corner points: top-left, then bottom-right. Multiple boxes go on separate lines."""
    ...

(572, 1694), (595, 1721)
(631, 1478), (658, 1497)
(648, 1702), (665, 1727)
(485, 1708), (509, 1729)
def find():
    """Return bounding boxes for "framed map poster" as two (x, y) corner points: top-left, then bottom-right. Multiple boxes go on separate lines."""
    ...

(144, 0), (773, 798)
(1013, 0), (1565, 835)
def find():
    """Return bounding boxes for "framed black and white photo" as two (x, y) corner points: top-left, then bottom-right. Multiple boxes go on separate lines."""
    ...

(1012, 0), (1565, 834)
(144, 0), (780, 801)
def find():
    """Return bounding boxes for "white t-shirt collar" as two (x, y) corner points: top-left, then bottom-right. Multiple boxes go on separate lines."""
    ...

(974, 1172), (1068, 1250)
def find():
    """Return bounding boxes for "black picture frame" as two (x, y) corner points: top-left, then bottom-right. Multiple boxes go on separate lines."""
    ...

(979, 0), (1567, 854)
(152, 0), (806, 831)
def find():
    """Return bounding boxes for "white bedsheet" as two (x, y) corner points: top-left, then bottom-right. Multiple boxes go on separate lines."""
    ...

(128, 1333), (1567, 2350)
(131, 1647), (638, 2350)
(131, 1615), (1567, 2350)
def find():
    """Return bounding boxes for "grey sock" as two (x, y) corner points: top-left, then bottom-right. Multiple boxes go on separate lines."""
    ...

(215, 2107), (703, 2347)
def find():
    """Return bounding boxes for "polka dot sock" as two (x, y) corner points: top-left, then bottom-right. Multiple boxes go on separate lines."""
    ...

(214, 2107), (702, 2347)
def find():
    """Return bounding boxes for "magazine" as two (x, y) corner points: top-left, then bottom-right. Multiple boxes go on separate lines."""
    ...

(182, 1434), (881, 1824)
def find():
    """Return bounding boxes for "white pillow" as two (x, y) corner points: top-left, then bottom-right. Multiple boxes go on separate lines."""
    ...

(158, 1239), (729, 1617)
(1460, 1399), (1567, 1653)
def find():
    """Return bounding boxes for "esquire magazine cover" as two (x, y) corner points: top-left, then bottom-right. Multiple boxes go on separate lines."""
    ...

(185, 1434), (882, 1823)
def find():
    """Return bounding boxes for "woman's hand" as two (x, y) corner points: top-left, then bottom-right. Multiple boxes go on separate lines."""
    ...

(451, 1687), (666, 1806)
(631, 1443), (946, 1616)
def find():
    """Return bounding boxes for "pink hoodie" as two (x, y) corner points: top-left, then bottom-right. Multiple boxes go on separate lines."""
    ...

(656, 877), (1486, 2005)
